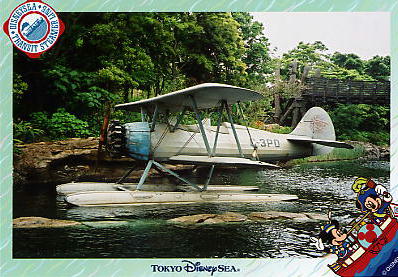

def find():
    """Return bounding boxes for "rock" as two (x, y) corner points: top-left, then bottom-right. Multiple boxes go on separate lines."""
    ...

(169, 211), (328, 225)
(169, 214), (216, 224)
(203, 212), (247, 224)
(347, 141), (389, 160)
(303, 212), (329, 221)
(13, 217), (81, 228)
(216, 212), (247, 222)
(169, 212), (247, 225)
(14, 138), (99, 185)
(249, 211), (309, 221)
(379, 146), (390, 160)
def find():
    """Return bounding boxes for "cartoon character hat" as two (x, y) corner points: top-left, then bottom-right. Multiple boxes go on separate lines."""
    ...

(352, 177), (375, 193)
(321, 223), (337, 234)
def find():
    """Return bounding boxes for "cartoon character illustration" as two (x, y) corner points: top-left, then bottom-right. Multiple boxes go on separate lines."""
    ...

(352, 177), (393, 221)
(312, 178), (398, 276)
(311, 213), (355, 259)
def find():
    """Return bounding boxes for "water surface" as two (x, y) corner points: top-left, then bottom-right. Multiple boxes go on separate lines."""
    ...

(13, 160), (390, 258)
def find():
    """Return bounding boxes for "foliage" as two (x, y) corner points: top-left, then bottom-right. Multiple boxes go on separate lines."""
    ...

(268, 125), (292, 134)
(364, 55), (390, 81)
(331, 52), (365, 73)
(282, 41), (329, 68)
(329, 104), (389, 146)
(286, 145), (366, 166)
(13, 73), (28, 102)
(13, 139), (24, 155)
(44, 65), (119, 116)
(232, 13), (272, 86)
(30, 109), (93, 140)
(278, 42), (388, 82)
(13, 121), (44, 143)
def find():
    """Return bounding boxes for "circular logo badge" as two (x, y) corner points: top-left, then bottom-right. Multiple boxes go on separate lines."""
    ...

(3, 0), (65, 58)
(358, 223), (382, 249)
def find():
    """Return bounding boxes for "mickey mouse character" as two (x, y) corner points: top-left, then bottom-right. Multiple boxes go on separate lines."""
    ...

(311, 213), (354, 258)
(352, 177), (392, 220)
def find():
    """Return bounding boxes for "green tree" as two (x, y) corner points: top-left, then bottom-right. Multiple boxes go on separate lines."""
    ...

(279, 42), (376, 81)
(331, 52), (365, 73)
(329, 104), (389, 146)
(364, 55), (390, 81)
(232, 12), (272, 86)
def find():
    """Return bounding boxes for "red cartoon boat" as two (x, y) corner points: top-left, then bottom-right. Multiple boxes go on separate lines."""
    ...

(328, 210), (398, 276)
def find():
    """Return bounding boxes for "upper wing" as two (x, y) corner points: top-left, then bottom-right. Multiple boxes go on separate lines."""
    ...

(168, 155), (280, 169)
(115, 83), (263, 112)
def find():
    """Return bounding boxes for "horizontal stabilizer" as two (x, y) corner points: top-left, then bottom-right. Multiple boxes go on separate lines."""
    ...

(288, 137), (353, 149)
(168, 155), (280, 168)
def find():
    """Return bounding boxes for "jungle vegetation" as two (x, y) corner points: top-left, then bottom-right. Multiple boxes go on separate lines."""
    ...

(13, 12), (390, 146)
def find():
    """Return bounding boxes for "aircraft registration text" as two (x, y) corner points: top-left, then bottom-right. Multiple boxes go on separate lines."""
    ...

(254, 138), (281, 148)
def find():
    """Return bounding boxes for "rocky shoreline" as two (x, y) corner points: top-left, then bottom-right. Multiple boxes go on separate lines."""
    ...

(13, 211), (329, 228)
(168, 211), (329, 225)
(13, 138), (389, 186)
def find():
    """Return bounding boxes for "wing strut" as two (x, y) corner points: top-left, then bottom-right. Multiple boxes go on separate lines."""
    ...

(190, 95), (211, 156)
(224, 100), (244, 158)
(211, 102), (224, 157)
(171, 107), (187, 132)
(150, 104), (159, 132)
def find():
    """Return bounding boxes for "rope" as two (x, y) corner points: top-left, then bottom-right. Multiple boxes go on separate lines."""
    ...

(346, 211), (371, 235)
(152, 117), (171, 154)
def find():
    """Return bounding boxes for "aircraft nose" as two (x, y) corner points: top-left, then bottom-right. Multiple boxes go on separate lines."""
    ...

(124, 122), (151, 161)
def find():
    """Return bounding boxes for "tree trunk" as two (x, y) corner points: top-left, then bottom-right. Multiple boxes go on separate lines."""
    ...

(274, 93), (282, 124)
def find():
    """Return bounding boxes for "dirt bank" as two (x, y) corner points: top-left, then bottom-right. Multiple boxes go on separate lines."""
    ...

(13, 138), (192, 186)
(13, 138), (388, 186)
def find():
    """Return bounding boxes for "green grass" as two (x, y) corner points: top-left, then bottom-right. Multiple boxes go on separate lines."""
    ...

(285, 145), (366, 166)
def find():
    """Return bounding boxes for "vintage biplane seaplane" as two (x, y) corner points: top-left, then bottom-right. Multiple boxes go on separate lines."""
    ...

(58, 83), (353, 206)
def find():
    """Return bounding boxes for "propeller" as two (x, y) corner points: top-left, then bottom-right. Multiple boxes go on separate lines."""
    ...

(95, 103), (111, 171)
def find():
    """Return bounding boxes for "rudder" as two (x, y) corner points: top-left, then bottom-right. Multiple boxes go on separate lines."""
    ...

(290, 107), (336, 155)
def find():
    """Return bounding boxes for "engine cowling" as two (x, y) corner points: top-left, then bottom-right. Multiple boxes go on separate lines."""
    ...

(106, 120), (151, 161)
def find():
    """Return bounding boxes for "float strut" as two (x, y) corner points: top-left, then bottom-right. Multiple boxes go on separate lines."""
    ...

(203, 165), (215, 191)
(115, 165), (137, 185)
(152, 160), (202, 192)
(136, 160), (154, 190)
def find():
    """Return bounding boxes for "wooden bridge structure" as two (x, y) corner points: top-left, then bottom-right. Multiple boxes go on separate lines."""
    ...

(302, 77), (390, 105)
(275, 76), (390, 128)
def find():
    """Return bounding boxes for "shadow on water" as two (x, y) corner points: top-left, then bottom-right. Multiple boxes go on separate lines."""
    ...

(13, 160), (390, 258)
